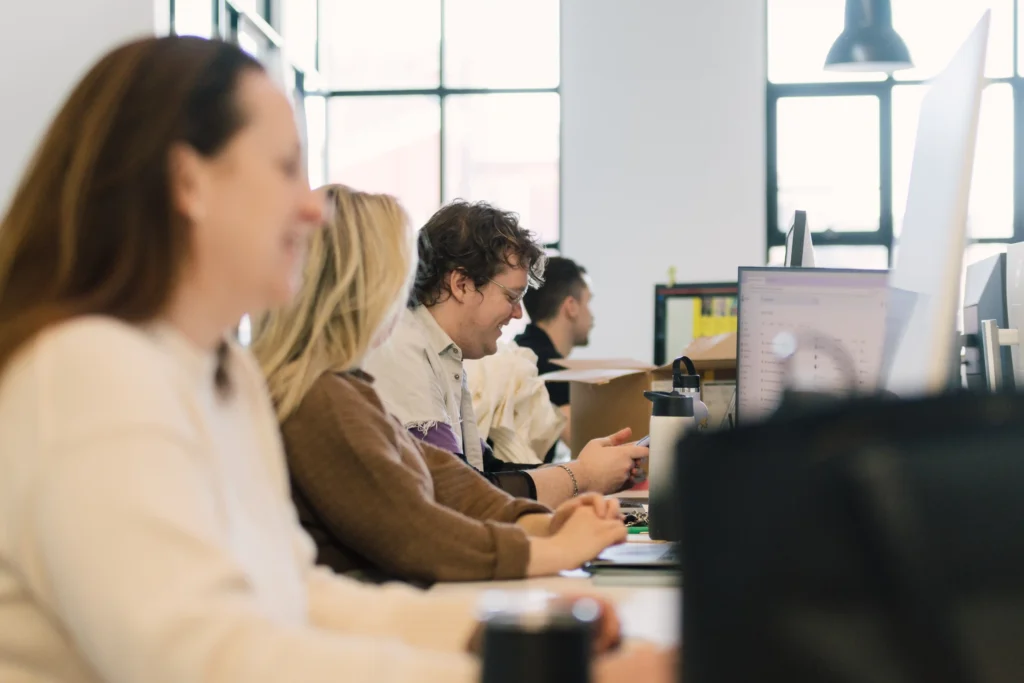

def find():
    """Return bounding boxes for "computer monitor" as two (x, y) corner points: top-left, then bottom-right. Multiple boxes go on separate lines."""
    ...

(1005, 242), (1024, 387)
(962, 253), (1014, 391)
(736, 267), (889, 424)
(653, 282), (738, 366)
(784, 210), (816, 267)
(881, 12), (990, 397)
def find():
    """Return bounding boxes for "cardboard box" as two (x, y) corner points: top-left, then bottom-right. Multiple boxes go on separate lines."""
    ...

(542, 358), (657, 458)
(678, 332), (737, 381)
(541, 338), (737, 458)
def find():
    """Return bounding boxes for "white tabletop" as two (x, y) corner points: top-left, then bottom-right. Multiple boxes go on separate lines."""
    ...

(429, 534), (680, 647)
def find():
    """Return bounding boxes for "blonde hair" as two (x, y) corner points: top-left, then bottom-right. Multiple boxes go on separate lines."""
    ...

(251, 184), (415, 422)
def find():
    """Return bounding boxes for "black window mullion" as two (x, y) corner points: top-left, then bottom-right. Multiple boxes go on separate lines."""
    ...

(439, 95), (447, 206)
(227, 6), (239, 42)
(1015, 0), (1020, 79)
(1014, 81), (1024, 243)
(1015, 0), (1024, 244)
(765, 89), (781, 249)
(438, 0), (447, 205)
(879, 87), (894, 266)
(314, 0), (320, 73)
(216, 0), (227, 38)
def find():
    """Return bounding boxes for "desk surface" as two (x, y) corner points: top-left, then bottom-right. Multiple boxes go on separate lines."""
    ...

(429, 535), (679, 647)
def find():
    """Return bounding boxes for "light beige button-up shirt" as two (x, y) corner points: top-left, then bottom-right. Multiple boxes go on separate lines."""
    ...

(364, 306), (485, 470)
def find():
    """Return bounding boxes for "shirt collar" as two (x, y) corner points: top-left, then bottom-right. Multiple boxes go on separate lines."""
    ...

(410, 305), (463, 360)
(519, 323), (561, 358)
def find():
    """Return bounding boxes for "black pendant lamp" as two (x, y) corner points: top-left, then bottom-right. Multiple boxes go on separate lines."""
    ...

(824, 0), (913, 73)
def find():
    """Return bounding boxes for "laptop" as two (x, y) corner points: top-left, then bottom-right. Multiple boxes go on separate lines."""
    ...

(586, 540), (679, 569)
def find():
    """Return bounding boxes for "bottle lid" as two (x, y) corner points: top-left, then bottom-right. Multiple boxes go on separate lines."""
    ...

(672, 356), (700, 392)
(644, 390), (694, 417)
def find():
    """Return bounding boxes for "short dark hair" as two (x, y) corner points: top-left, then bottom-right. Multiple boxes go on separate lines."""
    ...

(410, 200), (546, 308)
(522, 256), (588, 322)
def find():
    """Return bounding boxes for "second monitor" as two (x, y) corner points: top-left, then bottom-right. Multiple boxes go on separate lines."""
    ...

(736, 267), (890, 424)
(962, 252), (1014, 392)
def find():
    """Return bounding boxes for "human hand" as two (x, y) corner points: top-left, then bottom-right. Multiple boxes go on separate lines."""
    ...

(594, 644), (679, 683)
(546, 505), (626, 569)
(550, 493), (622, 535)
(575, 428), (649, 494)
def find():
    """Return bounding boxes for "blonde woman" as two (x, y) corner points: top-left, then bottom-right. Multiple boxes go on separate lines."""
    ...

(251, 185), (628, 585)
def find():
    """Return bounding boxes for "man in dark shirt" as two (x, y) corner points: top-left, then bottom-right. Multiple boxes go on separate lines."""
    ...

(515, 257), (594, 462)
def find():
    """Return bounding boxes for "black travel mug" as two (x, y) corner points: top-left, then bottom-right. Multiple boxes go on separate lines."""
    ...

(479, 593), (600, 683)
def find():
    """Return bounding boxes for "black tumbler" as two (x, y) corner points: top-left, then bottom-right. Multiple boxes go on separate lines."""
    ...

(480, 595), (599, 683)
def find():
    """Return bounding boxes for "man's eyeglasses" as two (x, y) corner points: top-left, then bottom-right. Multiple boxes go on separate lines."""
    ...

(487, 278), (527, 306)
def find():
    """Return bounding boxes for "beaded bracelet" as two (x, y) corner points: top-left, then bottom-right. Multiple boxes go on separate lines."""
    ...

(557, 464), (579, 497)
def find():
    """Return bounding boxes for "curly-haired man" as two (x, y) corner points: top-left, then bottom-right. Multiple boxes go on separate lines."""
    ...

(364, 200), (646, 508)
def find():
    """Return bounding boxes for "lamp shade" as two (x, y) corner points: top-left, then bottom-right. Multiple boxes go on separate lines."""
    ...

(825, 0), (913, 73)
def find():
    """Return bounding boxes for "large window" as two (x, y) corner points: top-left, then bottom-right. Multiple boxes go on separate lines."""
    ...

(767, 0), (1023, 272)
(170, 0), (324, 344)
(317, 0), (562, 246)
(169, 0), (325, 188)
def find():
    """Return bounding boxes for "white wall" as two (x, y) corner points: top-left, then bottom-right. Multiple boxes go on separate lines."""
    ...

(0, 0), (158, 215)
(561, 0), (767, 362)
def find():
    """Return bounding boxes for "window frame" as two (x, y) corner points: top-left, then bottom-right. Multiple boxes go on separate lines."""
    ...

(766, 1), (1024, 266)
(169, 0), (326, 184)
(311, 0), (563, 249)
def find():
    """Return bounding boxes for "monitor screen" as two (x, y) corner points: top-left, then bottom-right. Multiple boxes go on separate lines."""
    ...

(737, 268), (889, 423)
(784, 210), (815, 268)
(653, 283), (737, 366)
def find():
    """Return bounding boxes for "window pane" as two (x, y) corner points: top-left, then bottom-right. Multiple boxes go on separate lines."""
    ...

(810, 245), (889, 269)
(174, 0), (214, 37)
(327, 97), (440, 231)
(282, 0), (317, 71)
(768, 0), (885, 84)
(319, 0), (440, 89)
(892, 83), (1013, 239)
(767, 246), (786, 266)
(231, 0), (269, 21)
(305, 95), (326, 188)
(443, 0), (559, 88)
(893, 0), (1013, 80)
(444, 93), (559, 245)
(776, 96), (880, 233)
(237, 18), (270, 59)
(964, 242), (1010, 267)
(767, 245), (889, 269)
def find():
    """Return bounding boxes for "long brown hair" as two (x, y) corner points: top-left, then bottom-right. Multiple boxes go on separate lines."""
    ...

(0, 36), (263, 377)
